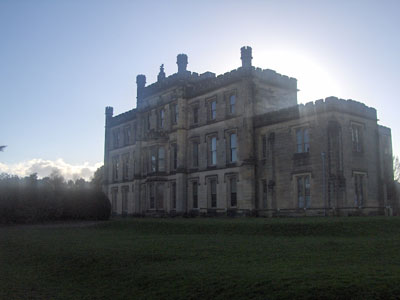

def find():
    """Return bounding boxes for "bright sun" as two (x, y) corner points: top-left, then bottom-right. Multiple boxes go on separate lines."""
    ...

(256, 50), (342, 104)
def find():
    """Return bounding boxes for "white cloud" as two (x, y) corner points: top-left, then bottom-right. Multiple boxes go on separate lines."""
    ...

(0, 159), (102, 181)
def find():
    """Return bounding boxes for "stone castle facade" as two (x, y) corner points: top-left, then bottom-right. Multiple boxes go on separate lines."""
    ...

(104, 47), (396, 216)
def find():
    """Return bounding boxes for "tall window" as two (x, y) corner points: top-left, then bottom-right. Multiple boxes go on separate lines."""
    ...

(229, 94), (236, 114)
(122, 154), (129, 180)
(171, 103), (178, 125)
(158, 147), (165, 172)
(296, 128), (310, 153)
(159, 109), (165, 128)
(111, 188), (118, 213)
(149, 183), (155, 209)
(171, 182), (176, 209)
(192, 141), (199, 167)
(262, 135), (267, 158)
(230, 177), (237, 207)
(297, 175), (310, 208)
(122, 186), (129, 214)
(210, 179), (217, 208)
(209, 100), (217, 120)
(351, 124), (363, 152)
(354, 174), (364, 207)
(229, 133), (237, 163)
(133, 124), (137, 144)
(151, 148), (157, 172)
(123, 126), (131, 146)
(112, 156), (119, 181)
(262, 179), (268, 208)
(193, 106), (199, 124)
(171, 144), (178, 170)
(208, 137), (217, 166)
(193, 182), (198, 209)
(113, 129), (120, 149)
(147, 113), (151, 130)
(156, 183), (164, 209)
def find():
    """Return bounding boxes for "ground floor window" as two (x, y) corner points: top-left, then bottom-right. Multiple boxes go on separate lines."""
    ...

(229, 177), (237, 207)
(122, 186), (129, 214)
(209, 178), (217, 208)
(171, 182), (176, 210)
(354, 173), (364, 207)
(192, 181), (198, 209)
(297, 175), (310, 208)
(111, 188), (118, 213)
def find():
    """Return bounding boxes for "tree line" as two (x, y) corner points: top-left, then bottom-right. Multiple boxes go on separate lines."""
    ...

(0, 167), (110, 224)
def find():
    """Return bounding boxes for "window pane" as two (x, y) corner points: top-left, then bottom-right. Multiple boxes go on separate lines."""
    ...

(193, 182), (198, 208)
(212, 137), (216, 151)
(158, 147), (165, 171)
(230, 95), (235, 114)
(193, 142), (198, 167)
(211, 101), (216, 120)
(193, 107), (199, 123)
(297, 177), (304, 208)
(296, 129), (302, 152)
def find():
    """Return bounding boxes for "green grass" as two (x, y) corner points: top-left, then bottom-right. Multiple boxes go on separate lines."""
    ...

(2, 217), (400, 299)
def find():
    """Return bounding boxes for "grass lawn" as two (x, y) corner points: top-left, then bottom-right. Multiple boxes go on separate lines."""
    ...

(2, 217), (400, 299)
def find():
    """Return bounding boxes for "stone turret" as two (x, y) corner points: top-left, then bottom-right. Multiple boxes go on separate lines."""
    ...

(105, 106), (113, 125)
(241, 46), (253, 68)
(136, 74), (146, 102)
(177, 54), (188, 73)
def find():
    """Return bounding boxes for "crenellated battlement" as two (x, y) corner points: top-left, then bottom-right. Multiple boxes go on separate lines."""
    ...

(254, 97), (377, 127)
(136, 47), (297, 103)
(108, 108), (137, 127)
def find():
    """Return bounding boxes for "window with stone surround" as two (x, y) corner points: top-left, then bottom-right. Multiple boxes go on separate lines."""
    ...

(192, 181), (198, 209)
(171, 143), (178, 170)
(112, 156), (119, 182)
(207, 97), (217, 121)
(171, 103), (178, 125)
(229, 132), (237, 163)
(192, 106), (199, 124)
(296, 174), (311, 208)
(171, 181), (177, 210)
(228, 176), (237, 207)
(351, 124), (363, 153)
(111, 187), (118, 213)
(122, 186), (129, 215)
(191, 139), (199, 168)
(122, 153), (129, 180)
(207, 177), (218, 208)
(113, 128), (120, 149)
(158, 147), (165, 172)
(158, 109), (165, 129)
(149, 183), (155, 209)
(354, 172), (365, 207)
(207, 135), (217, 166)
(296, 128), (310, 153)
(123, 125), (131, 146)
(227, 93), (236, 115)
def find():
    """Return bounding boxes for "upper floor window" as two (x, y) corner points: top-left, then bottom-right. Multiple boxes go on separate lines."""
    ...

(229, 94), (236, 114)
(351, 124), (363, 152)
(112, 156), (119, 181)
(229, 133), (237, 163)
(208, 99), (217, 121)
(193, 106), (199, 124)
(132, 124), (137, 144)
(208, 136), (217, 166)
(262, 135), (267, 158)
(123, 126), (131, 146)
(150, 148), (157, 172)
(297, 175), (310, 208)
(122, 154), (129, 180)
(113, 129), (120, 149)
(171, 103), (178, 125)
(159, 109), (165, 129)
(296, 128), (310, 153)
(171, 143), (178, 170)
(147, 113), (151, 130)
(192, 140), (199, 167)
(158, 147), (165, 172)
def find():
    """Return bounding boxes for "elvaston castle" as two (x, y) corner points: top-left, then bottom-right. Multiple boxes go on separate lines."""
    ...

(103, 47), (396, 217)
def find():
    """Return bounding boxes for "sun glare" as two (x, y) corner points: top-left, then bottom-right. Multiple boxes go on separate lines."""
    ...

(256, 51), (342, 104)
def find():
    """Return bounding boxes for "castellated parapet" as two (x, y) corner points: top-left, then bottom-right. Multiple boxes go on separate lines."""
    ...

(103, 46), (396, 217)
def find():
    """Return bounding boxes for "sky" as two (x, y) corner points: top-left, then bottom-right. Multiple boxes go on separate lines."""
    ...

(0, 0), (399, 180)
